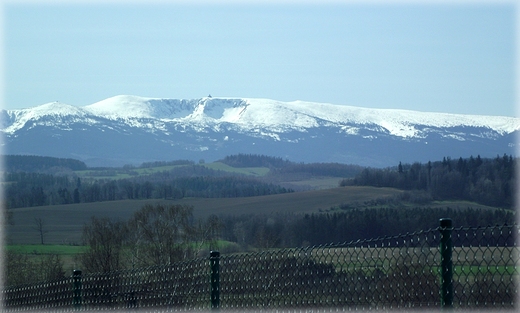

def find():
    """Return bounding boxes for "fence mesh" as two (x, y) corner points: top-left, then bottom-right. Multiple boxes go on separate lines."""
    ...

(451, 225), (518, 308)
(4, 259), (211, 312)
(2, 223), (518, 311)
(219, 228), (441, 310)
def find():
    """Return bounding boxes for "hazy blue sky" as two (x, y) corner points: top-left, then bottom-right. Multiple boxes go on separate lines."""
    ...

(3, 2), (517, 116)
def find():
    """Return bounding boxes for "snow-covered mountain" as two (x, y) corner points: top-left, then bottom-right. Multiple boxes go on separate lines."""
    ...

(1, 95), (518, 167)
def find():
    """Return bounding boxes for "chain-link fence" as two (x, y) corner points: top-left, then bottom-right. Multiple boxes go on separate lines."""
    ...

(2, 219), (518, 311)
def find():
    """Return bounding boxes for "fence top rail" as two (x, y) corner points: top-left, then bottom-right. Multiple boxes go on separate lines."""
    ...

(447, 223), (518, 231)
(3, 276), (74, 292)
(213, 224), (520, 262)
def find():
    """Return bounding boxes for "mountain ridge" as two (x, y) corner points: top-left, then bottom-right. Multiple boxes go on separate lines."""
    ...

(3, 95), (519, 135)
(1, 95), (518, 167)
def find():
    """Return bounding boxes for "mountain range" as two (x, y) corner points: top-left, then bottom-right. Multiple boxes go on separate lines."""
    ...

(1, 95), (518, 167)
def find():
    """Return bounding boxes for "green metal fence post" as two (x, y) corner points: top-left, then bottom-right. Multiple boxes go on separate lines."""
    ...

(73, 269), (82, 310)
(439, 218), (453, 309)
(210, 251), (220, 311)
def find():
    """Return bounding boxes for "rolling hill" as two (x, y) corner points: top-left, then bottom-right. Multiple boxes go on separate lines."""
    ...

(7, 186), (403, 245)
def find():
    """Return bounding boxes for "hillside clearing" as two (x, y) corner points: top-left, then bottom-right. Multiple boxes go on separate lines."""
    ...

(74, 162), (270, 180)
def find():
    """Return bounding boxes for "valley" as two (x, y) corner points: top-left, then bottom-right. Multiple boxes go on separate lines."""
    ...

(4, 153), (516, 285)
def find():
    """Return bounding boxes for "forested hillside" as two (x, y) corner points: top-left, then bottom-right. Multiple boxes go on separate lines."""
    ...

(342, 154), (517, 209)
(3, 167), (292, 209)
(3, 154), (361, 209)
(218, 206), (515, 249)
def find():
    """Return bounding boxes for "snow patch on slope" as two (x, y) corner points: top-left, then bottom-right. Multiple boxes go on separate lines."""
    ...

(2, 102), (96, 134)
(85, 95), (160, 118)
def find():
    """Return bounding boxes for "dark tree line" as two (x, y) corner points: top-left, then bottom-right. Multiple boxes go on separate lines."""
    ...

(137, 159), (194, 168)
(219, 207), (515, 250)
(341, 155), (517, 209)
(111, 175), (292, 200)
(3, 172), (79, 207)
(3, 155), (87, 172)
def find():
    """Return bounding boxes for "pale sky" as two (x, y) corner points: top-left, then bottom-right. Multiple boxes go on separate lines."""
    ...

(2, 1), (517, 117)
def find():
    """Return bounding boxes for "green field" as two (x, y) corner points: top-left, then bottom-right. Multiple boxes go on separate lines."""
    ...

(279, 177), (344, 190)
(6, 244), (86, 255)
(5, 241), (237, 273)
(453, 265), (519, 275)
(6, 244), (87, 273)
(201, 162), (270, 176)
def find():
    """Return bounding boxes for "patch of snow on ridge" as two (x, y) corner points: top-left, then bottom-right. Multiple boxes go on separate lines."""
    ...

(220, 106), (246, 122)
(177, 98), (250, 123)
(256, 99), (520, 136)
(216, 99), (249, 122)
(232, 98), (320, 129)
(85, 95), (156, 118)
(17, 102), (88, 120)
(84, 95), (199, 120)
(366, 108), (520, 136)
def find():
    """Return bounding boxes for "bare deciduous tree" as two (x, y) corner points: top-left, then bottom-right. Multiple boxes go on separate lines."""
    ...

(38, 254), (66, 281)
(194, 214), (221, 256)
(80, 217), (128, 273)
(79, 204), (221, 272)
(33, 217), (48, 245)
(127, 204), (196, 267)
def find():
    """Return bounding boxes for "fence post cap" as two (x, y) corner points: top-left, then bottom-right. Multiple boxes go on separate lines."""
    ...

(439, 218), (452, 228)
